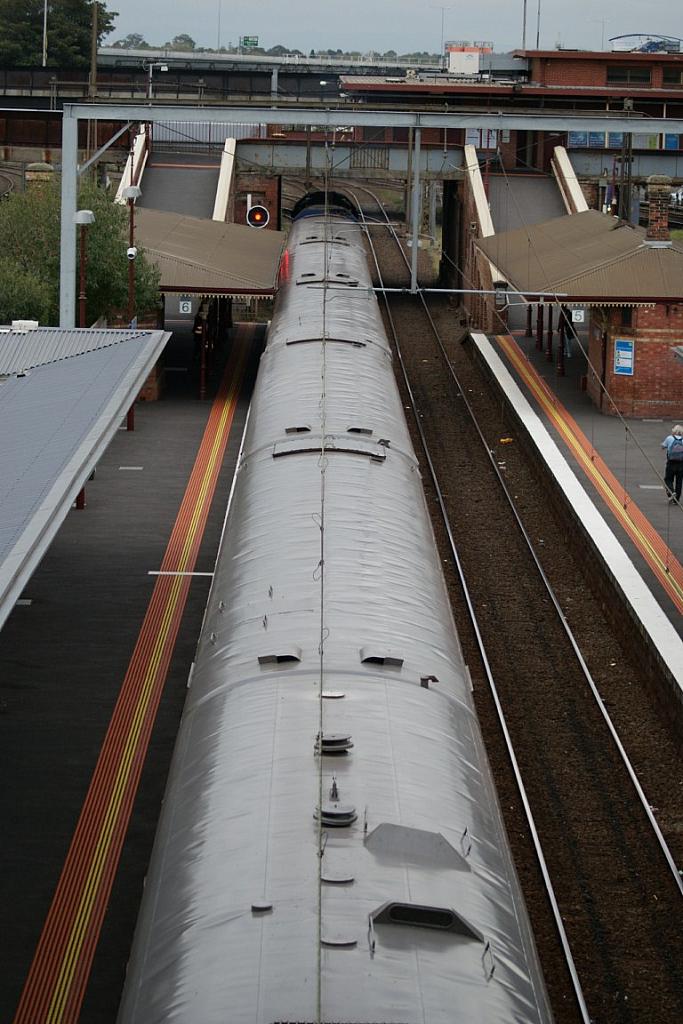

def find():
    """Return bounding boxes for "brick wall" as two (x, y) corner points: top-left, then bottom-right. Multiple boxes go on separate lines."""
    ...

(460, 177), (497, 331)
(233, 173), (281, 229)
(579, 180), (599, 209)
(597, 306), (683, 416)
(530, 57), (606, 87)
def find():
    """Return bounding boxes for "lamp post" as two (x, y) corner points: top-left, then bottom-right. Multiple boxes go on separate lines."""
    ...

(74, 209), (95, 328)
(146, 62), (168, 101)
(122, 185), (141, 327)
(42, 0), (48, 66)
(431, 6), (454, 68)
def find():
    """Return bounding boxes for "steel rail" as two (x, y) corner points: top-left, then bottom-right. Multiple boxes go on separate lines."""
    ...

(382, 192), (683, 895)
(345, 187), (592, 1024)
(369, 201), (683, 900)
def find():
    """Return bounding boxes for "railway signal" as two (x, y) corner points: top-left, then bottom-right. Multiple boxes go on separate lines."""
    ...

(246, 203), (270, 228)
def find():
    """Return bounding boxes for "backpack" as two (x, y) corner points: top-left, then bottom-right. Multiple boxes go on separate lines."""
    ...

(669, 436), (683, 462)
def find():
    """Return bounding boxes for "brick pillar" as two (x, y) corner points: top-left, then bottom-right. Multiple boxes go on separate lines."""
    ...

(645, 174), (672, 243)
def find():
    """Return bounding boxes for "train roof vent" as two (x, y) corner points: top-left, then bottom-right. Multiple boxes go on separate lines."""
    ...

(319, 733), (354, 754)
(299, 234), (350, 247)
(285, 337), (366, 347)
(285, 424), (311, 434)
(322, 690), (346, 699)
(295, 274), (359, 287)
(314, 803), (358, 827)
(273, 438), (386, 462)
(320, 935), (358, 948)
(365, 823), (471, 871)
(258, 646), (302, 666)
(321, 872), (355, 884)
(371, 902), (483, 940)
(360, 647), (403, 668)
(347, 426), (373, 435)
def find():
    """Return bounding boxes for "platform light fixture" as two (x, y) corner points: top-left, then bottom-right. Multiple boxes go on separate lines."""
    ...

(122, 185), (142, 326)
(74, 209), (95, 328)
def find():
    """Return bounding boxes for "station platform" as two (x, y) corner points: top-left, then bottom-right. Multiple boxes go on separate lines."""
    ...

(482, 315), (682, 639)
(0, 325), (260, 1024)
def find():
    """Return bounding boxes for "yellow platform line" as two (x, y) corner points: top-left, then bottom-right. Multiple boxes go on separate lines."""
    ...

(496, 335), (683, 614)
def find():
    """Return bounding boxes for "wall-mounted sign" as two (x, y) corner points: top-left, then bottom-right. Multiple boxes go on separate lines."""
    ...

(179, 298), (193, 314)
(614, 338), (635, 376)
(571, 308), (586, 324)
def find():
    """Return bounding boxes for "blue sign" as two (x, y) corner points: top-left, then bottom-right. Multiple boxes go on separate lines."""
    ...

(614, 338), (634, 376)
(664, 133), (680, 150)
(607, 132), (624, 148)
(589, 131), (606, 148)
(567, 131), (588, 148)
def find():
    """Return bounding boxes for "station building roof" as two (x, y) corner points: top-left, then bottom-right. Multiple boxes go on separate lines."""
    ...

(135, 209), (285, 297)
(475, 209), (683, 303)
(0, 326), (169, 633)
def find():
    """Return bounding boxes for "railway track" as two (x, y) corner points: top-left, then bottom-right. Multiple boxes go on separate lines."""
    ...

(352, 192), (683, 1024)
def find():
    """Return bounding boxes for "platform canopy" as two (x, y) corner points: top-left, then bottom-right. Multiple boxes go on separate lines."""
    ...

(476, 209), (683, 303)
(135, 209), (285, 298)
(0, 327), (170, 634)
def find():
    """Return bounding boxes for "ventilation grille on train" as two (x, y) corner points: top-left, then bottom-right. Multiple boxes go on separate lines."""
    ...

(285, 337), (366, 347)
(371, 901), (483, 940)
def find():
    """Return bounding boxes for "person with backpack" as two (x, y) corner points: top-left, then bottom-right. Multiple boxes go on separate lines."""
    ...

(661, 424), (683, 504)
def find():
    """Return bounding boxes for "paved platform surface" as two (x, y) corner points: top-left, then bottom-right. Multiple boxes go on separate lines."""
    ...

(493, 309), (682, 636)
(0, 326), (260, 1023)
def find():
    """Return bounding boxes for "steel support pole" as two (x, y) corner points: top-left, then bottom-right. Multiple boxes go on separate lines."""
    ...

(127, 198), (136, 325)
(410, 127), (421, 294)
(536, 304), (543, 351)
(199, 321), (207, 400)
(78, 225), (87, 329)
(545, 305), (554, 361)
(59, 112), (79, 327)
(526, 302), (533, 337)
(271, 66), (279, 99)
(557, 310), (566, 377)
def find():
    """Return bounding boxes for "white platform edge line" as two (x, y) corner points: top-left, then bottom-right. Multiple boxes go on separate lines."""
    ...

(470, 332), (683, 693)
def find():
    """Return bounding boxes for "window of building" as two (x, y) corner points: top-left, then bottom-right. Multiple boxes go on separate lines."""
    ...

(606, 67), (652, 85)
(663, 68), (683, 87)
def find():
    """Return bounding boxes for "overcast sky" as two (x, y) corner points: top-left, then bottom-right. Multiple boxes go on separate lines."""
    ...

(104, 0), (679, 55)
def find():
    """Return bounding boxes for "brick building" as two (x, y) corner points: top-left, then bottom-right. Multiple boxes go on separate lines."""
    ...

(475, 176), (683, 417)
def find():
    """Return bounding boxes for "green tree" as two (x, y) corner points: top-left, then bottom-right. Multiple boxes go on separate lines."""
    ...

(165, 33), (195, 51)
(0, 258), (52, 322)
(0, 177), (160, 326)
(0, 0), (117, 67)
(111, 32), (147, 49)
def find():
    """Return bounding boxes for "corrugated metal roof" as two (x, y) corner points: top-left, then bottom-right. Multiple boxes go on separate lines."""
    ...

(0, 328), (169, 634)
(476, 209), (683, 300)
(135, 208), (285, 294)
(0, 327), (154, 375)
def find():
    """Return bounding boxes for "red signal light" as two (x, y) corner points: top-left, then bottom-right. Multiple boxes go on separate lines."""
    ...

(246, 204), (270, 229)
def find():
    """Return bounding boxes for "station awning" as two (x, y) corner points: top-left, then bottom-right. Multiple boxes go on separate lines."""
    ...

(0, 327), (170, 633)
(135, 209), (285, 297)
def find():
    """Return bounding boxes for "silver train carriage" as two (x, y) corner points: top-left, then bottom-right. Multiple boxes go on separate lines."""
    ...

(117, 193), (553, 1024)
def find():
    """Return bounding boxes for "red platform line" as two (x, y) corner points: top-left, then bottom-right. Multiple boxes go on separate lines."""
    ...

(13, 333), (251, 1024)
(496, 334), (683, 615)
